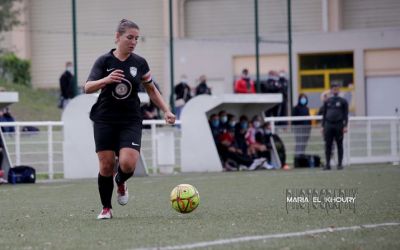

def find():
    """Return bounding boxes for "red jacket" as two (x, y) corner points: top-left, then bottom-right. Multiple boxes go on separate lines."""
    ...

(234, 78), (256, 93)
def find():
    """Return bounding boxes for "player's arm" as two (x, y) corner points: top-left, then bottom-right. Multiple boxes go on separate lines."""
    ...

(142, 72), (176, 125)
(84, 69), (124, 94)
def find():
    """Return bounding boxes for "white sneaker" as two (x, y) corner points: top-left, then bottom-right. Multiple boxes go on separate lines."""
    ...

(262, 161), (274, 170)
(115, 176), (129, 206)
(97, 208), (112, 219)
(248, 158), (266, 170)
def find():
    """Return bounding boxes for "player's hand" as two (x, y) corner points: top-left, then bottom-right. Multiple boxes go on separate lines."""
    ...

(343, 127), (348, 133)
(164, 111), (176, 125)
(105, 69), (124, 84)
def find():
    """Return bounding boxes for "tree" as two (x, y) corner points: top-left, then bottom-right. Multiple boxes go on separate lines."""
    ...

(0, 0), (22, 33)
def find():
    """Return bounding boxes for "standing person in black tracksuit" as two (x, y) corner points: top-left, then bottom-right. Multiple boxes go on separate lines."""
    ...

(322, 82), (348, 170)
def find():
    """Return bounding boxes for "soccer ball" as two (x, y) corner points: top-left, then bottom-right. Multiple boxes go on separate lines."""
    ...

(170, 184), (200, 213)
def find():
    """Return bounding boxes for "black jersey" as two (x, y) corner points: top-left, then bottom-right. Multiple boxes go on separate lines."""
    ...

(87, 49), (150, 123)
(322, 95), (348, 127)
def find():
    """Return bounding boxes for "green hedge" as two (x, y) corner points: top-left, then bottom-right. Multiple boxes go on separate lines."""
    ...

(0, 52), (31, 86)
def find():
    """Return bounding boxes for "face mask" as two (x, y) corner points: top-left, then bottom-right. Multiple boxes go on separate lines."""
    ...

(253, 121), (261, 128)
(229, 121), (236, 127)
(241, 122), (248, 129)
(264, 129), (272, 135)
(300, 98), (307, 105)
(66, 66), (73, 73)
(220, 116), (228, 123)
(211, 120), (220, 127)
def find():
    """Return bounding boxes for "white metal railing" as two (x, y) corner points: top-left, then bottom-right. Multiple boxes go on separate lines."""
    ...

(264, 116), (400, 165)
(1, 117), (399, 179)
(0, 121), (63, 179)
(0, 120), (181, 179)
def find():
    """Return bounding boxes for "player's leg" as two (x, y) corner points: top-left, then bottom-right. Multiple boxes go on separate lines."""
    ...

(93, 122), (118, 219)
(97, 150), (116, 219)
(114, 122), (142, 205)
(114, 148), (139, 205)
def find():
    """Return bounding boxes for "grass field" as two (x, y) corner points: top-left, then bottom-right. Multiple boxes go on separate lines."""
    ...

(0, 81), (61, 121)
(0, 164), (399, 250)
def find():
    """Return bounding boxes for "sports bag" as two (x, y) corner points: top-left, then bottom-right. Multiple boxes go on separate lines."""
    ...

(8, 166), (36, 184)
(294, 154), (321, 168)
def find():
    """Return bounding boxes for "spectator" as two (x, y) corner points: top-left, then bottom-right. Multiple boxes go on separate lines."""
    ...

(262, 70), (288, 119)
(141, 101), (160, 129)
(218, 110), (229, 130)
(292, 93), (312, 155)
(234, 68), (256, 93)
(246, 116), (271, 169)
(216, 122), (267, 171)
(235, 115), (249, 156)
(195, 75), (211, 95)
(59, 61), (75, 109)
(245, 115), (263, 146)
(209, 114), (222, 142)
(226, 114), (237, 133)
(277, 70), (289, 118)
(262, 122), (287, 168)
(174, 75), (192, 120)
(0, 108), (16, 133)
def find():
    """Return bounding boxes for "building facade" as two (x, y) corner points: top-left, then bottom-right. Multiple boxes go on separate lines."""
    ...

(2, 0), (400, 116)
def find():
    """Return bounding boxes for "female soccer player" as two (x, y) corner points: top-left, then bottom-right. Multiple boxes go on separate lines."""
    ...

(84, 19), (175, 219)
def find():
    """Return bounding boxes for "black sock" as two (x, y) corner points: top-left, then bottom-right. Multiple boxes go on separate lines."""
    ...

(98, 173), (114, 209)
(115, 165), (133, 185)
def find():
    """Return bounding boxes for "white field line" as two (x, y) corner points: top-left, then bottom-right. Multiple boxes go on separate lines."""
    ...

(132, 222), (400, 250)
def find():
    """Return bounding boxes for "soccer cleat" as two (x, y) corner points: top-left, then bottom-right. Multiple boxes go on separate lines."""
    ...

(337, 165), (344, 170)
(97, 208), (112, 219)
(115, 175), (129, 206)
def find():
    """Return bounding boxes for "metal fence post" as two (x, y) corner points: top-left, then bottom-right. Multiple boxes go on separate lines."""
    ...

(151, 123), (157, 173)
(15, 124), (21, 166)
(367, 119), (372, 157)
(48, 124), (54, 180)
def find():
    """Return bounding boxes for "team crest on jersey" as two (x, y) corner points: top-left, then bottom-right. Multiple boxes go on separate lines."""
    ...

(130, 67), (137, 77)
(112, 78), (132, 100)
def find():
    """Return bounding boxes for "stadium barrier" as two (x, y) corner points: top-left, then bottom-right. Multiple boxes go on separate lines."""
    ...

(0, 116), (399, 179)
(265, 116), (400, 166)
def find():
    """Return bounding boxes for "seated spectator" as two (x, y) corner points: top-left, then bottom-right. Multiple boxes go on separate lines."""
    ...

(0, 108), (16, 133)
(141, 101), (160, 129)
(216, 126), (266, 171)
(218, 110), (229, 130)
(235, 115), (249, 155)
(209, 114), (222, 142)
(262, 123), (287, 169)
(246, 116), (270, 168)
(226, 114), (237, 133)
(195, 75), (211, 95)
(234, 69), (256, 93)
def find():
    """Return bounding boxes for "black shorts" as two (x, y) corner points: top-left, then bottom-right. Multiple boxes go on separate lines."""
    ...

(93, 121), (142, 153)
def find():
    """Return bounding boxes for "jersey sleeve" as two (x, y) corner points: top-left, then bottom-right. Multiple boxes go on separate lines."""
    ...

(87, 56), (105, 82)
(140, 58), (152, 84)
